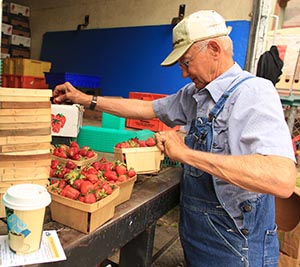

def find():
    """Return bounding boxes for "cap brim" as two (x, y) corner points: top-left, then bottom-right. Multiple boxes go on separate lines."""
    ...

(160, 43), (193, 66)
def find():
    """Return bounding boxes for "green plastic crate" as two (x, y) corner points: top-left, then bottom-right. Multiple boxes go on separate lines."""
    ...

(102, 112), (125, 130)
(76, 125), (154, 153)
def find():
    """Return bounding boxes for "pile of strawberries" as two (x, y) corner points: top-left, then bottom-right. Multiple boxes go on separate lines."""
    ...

(49, 157), (136, 204)
(52, 141), (96, 161)
(114, 136), (157, 148)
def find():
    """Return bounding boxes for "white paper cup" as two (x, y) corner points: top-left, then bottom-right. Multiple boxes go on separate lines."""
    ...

(2, 184), (51, 254)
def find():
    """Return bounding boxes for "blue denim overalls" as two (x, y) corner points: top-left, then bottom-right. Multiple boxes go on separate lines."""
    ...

(180, 76), (279, 267)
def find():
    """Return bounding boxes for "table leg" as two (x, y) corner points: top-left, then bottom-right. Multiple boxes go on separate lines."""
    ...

(119, 222), (156, 267)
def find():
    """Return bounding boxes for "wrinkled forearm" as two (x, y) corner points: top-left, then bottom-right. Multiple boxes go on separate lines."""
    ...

(177, 149), (297, 198)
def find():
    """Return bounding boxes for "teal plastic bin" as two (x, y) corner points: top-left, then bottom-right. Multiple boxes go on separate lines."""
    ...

(101, 112), (125, 130)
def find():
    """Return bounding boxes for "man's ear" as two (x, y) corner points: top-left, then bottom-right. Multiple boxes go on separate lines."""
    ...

(207, 40), (221, 56)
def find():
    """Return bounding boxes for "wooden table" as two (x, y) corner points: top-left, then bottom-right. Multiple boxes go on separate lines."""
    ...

(24, 166), (182, 267)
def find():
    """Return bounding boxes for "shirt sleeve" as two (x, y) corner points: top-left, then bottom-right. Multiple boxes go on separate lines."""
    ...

(228, 77), (295, 161)
(152, 83), (197, 128)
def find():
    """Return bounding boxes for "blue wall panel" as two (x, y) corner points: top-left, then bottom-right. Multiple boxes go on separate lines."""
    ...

(40, 21), (250, 97)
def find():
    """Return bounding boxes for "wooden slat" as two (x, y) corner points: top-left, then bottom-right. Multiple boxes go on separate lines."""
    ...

(0, 135), (52, 145)
(0, 179), (50, 193)
(0, 127), (51, 137)
(0, 108), (51, 116)
(0, 122), (50, 130)
(0, 166), (50, 181)
(0, 114), (50, 123)
(2, 149), (51, 155)
(0, 159), (51, 168)
(0, 142), (51, 153)
(0, 87), (52, 97)
(0, 152), (51, 161)
(0, 102), (51, 109)
(0, 96), (51, 102)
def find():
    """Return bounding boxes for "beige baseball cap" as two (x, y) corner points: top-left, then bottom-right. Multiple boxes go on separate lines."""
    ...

(161, 10), (231, 66)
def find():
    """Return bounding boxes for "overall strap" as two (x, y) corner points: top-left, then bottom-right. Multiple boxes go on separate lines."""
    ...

(208, 75), (255, 121)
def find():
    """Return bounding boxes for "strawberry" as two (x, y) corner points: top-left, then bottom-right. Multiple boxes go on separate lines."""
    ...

(65, 160), (77, 170)
(86, 173), (99, 184)
(86, 150), (95, 158)
(80, 180), (94, 195)
(73, 179), (83, 190)
(84, 193), (97, 204)
(92, 161), (102, 171)
(72, 154), (81, 161)
(104, 170), (118, 181)
(117, 174), (127, 182)
(51, 159), (59, 169)
(70, 141), (80, 149)
(127, 168), (136, 178)
(102, 183), (113, 195)
(115, 162), (127, 176)
(139, 140), (147, 147)
(67, 147), (77, 158)
(146, 137), (156, 147)
(120, 142), (130, 148)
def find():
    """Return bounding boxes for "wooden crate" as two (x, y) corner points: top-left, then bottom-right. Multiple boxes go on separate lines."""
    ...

(114, 147), (164, 174)
(48, 184), (120, 233)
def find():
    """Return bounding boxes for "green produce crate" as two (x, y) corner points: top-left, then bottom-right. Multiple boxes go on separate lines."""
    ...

(102, 112), (125, 130)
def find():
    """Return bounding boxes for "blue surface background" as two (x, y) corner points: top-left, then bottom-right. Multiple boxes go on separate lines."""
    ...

(40, 21), (250, 97)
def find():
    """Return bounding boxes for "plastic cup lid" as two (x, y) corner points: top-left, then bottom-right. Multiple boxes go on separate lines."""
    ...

(2, 184), (51, 211)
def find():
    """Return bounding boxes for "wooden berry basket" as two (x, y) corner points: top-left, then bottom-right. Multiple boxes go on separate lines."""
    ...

(47, 183), (120, 233)
(51, 153), (98, 167)
(113, 175), (137, 206)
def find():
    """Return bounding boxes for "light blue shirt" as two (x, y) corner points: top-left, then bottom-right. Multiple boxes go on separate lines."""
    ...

(153, 63), (295, 226)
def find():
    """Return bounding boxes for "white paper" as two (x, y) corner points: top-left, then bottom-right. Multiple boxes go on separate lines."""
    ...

(0, 230), (66, 267)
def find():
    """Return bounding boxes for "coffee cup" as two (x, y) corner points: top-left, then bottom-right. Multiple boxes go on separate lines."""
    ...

(2, 184), (51, 254)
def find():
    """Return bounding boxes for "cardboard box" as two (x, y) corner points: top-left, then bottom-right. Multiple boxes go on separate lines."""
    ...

(9, 2), (30, 17)
(278, 222), (300, 259)
(12, 25), (31, 37)
(48, 184), (120, 233)
(1, 23), (13, 35)
(10, 14), (30, 28)
(10, 45), (30, 58)
(15, 58), (51, 77)
(51, 104), (84, 137)
(11, 34), (31, 47)
(114, 146), (164, 174)
(279, 252), (300, 267)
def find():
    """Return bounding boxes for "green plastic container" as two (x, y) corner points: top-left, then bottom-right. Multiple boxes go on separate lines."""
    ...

(76, 125), (154, 152)
(102, 112), (125, 130)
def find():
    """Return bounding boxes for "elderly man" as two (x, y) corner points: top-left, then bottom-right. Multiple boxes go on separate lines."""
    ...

(53, 10), (296, 267)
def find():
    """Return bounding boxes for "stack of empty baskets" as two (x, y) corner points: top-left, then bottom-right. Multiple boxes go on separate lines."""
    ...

(0, 88), (53, 217)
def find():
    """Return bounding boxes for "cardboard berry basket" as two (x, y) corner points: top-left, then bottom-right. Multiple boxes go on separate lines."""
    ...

(113, 175), (137, 206)
(114, 147), (164, 174)
(47, 184), (120, 234)
(51, 153), (98, 167)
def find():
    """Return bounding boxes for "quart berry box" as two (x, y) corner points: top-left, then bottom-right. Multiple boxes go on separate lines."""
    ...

(114, 147), (164, 174)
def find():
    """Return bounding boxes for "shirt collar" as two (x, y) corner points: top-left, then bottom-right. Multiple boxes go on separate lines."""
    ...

(204, 63), (243, 103)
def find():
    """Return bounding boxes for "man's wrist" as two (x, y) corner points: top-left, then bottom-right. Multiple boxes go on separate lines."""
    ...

(89, 95), (97, 110)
